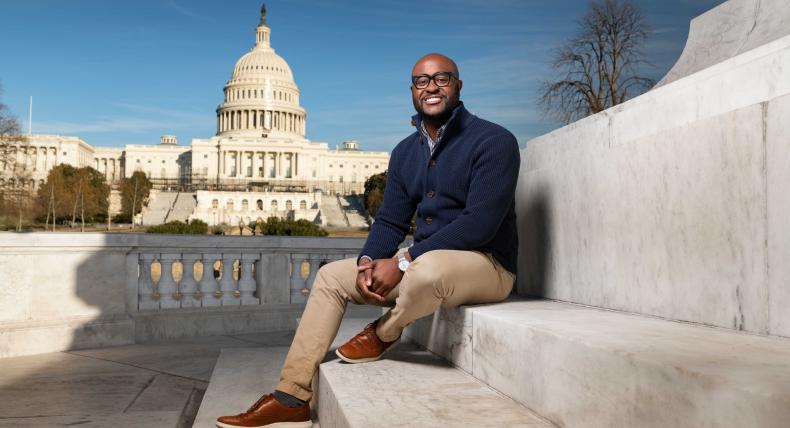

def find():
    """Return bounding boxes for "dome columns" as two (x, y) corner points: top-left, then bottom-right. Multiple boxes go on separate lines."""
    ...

(215, 108), (305, 136)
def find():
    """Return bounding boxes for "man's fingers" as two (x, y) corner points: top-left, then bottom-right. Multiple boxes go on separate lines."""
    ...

(364, 269), (372, 287)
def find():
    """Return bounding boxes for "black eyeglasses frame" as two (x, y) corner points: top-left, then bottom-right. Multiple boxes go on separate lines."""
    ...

(411, 72), (456, 89)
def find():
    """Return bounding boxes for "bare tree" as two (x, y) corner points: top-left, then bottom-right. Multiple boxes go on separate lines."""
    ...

(540, 0), (655, 124)
(0, 83), (32, 230)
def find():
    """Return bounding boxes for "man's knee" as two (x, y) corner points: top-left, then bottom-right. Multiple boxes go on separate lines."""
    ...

(312, 258), (356, 294)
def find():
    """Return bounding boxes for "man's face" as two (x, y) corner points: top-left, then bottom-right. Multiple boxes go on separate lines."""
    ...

(411, 56), (462, 119)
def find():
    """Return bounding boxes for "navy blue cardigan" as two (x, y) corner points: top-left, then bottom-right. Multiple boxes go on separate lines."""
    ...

(360, 103), (520, 274)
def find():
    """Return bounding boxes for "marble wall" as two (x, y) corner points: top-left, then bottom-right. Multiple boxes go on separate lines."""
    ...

(517, 24), (790, 337)
(0, 233), (365, 358)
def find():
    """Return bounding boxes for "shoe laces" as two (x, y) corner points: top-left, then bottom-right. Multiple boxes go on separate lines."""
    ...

(245, 394), (270, 413)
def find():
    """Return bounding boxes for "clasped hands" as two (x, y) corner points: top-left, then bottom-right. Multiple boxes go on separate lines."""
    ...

(355, 252), (411, 305)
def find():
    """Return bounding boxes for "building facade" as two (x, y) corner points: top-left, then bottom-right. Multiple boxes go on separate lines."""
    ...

(1, 2), (389, 198)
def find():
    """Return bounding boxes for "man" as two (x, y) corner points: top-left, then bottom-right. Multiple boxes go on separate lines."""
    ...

(217, 53), (520, 428)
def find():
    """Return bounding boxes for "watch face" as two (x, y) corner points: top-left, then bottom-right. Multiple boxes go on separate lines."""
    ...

(398, 259), (409, 271)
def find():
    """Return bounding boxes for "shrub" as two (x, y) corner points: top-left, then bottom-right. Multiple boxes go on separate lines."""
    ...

(146, 219), (208, 235)
(259, 217), (328, 237)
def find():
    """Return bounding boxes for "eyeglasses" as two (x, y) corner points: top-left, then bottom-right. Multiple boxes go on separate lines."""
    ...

(411, 72), (456, 89)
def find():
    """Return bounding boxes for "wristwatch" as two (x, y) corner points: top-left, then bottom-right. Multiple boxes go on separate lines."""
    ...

(397, 252), (410, 272)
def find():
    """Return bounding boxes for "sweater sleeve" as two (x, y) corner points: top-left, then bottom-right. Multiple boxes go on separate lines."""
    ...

(408, 132), (519, 260)
(359, 148), (416, 261)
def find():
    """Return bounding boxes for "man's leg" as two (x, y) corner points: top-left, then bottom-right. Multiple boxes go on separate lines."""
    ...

(376, 250), (513, 342)
(276, 257), (396, 401)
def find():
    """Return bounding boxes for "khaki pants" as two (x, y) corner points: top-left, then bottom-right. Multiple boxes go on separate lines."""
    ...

(276, 249), (514, 401)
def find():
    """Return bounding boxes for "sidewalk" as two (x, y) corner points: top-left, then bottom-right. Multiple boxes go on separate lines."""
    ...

(0, 331), (296, 428)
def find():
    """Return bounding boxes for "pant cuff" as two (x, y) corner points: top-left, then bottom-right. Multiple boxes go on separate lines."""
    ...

(376, 322), (403, 343)
(275, 379), (312, 402)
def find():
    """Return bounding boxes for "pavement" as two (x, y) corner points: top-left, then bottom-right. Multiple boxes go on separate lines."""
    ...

(0, 315), (374, 428)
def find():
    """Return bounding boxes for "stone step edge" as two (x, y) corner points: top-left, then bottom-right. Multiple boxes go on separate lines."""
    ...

(404, 299), (790, 428)
(316, 343), (555, 428)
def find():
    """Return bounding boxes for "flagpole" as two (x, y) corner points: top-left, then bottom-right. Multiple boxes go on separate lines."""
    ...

(28, 96), (32, 135)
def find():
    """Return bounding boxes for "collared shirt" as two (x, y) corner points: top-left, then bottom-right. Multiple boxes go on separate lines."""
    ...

(420, 121), (445, 155)
(418, 103), (462, 155)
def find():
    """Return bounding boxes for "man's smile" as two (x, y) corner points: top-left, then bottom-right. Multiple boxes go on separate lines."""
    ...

(422, 95), (445, 106)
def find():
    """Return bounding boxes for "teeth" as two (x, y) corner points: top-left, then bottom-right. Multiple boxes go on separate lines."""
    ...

(424, 97), (442, 105)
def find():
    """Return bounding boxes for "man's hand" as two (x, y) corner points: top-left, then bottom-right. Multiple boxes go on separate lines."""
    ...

(369, 258), (404, 300)
(355, 257), (381, 305)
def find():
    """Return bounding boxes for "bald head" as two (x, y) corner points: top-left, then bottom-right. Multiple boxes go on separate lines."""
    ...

(412, 53), (459, 78)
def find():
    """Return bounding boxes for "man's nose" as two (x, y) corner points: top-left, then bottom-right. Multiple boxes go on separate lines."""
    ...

(424, 80), (440, 92)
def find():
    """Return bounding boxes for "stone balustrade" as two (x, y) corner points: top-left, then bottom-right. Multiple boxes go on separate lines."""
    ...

(0, 232), (365, 358)
(134, 248), (353, 311)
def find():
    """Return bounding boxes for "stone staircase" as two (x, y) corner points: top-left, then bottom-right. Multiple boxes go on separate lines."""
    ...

(405, 299), (790, 428)
(319, 193), (369, 229)
(167, 192), (197, 223)
(337, 195), (368, 228)
(142, 191), (178, 225)
(194, 313), (553, 428)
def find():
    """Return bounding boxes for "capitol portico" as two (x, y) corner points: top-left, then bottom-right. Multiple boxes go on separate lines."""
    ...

(1, 2), (389, 216)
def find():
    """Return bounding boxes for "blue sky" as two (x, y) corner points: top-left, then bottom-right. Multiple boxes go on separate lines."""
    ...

(0, 0), (724, 152)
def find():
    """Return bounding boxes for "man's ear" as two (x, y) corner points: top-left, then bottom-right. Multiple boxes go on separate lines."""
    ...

(457, 79), (463, 92)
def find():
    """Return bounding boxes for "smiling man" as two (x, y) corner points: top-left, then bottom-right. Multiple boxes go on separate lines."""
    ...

(216, 53), (520, 428)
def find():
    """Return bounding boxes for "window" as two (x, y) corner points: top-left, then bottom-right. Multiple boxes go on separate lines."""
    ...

(242, 199), (249, 211)
(271, 200), (278, 210)
(226, 200), (234, 211)
(285, 200), (293, 211)
(256, 199), (263, 210)
(299, 200), (307, 210)
(212, 199), (219, 209)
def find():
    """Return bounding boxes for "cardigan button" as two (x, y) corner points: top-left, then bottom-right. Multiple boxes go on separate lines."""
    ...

(426, 191), (435, 198)
(425, 217), (433, 224)
(429, 159), (437, 166)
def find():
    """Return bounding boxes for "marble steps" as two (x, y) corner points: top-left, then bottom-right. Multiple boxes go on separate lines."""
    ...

(167, 192), (197, 223)
(143, 191), (179, 225)
(320, 194), (349, 228)
(316, 342), (554, 428)
(404, 299), (790, 428)
(193, 317), (373, 427)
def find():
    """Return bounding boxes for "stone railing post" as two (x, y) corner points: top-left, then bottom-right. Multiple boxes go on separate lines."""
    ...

(306, 254), (322, 290)
(180, 253), (201, 308)
(158, 254), (180, 309)
(257, 253), (290, 304)
(138, 253), (159, 310)
(220, 253), (241, 306)
(201, 253), (222, 307)
(239, 253), (260, 305)
(290, 253), (308, 304)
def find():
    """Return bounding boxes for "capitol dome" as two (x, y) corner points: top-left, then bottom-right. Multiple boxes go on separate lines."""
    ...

(216, 2), (306, 138)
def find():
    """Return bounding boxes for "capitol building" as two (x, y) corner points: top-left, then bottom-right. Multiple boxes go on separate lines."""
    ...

(1, 2), (389, 226)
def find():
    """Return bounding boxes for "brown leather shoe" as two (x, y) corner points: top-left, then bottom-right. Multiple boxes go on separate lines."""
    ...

(216, 393), (311, 428)
(335, 320), (399, 363)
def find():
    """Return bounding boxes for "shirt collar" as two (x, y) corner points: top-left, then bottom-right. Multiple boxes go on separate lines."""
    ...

(412, 101), (466, 149)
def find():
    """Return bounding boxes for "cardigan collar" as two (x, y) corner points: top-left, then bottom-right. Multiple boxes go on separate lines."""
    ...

(411, 101), (472, 147)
